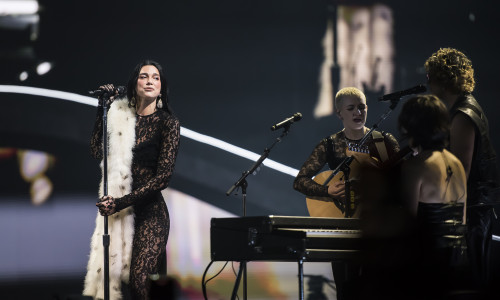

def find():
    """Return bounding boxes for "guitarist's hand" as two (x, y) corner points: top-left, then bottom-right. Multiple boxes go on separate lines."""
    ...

(328, 181), (345, 200)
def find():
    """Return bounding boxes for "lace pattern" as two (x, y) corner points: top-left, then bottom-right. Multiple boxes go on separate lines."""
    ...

(90, 108), (180, 299)
(293, 130), (399, 197)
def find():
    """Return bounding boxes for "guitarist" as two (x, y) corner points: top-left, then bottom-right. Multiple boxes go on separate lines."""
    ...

(292, 87), (400, 300)
(293, 87), (400, 216)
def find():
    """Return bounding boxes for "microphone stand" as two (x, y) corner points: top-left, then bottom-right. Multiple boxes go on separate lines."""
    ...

(100, 95), (111, 300)
(320, 98), (403, 217)
(226, 125), (291, 300)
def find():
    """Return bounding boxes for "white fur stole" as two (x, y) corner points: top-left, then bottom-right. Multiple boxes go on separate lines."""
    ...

(83, 98), (136, 300)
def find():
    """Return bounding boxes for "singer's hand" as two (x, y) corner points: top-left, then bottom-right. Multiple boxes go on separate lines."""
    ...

(328, 181), (345, 200)
(97, 84), (118, 107)
(96, 195), (117, 216)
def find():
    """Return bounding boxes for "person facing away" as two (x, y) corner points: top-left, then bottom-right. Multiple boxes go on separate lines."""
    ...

(398, 94), (468, 297)
(83, 60), (180, 300)
(399, 95), (467, 222)
(352, 95), (468, 300)
(425, 48), (499, 290)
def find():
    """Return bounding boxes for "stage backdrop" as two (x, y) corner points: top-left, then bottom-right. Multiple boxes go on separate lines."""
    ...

(1, 0), (500, 299)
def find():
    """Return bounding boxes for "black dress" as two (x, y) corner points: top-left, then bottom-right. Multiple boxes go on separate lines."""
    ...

(415, 202), (468, 297)
(417, 202), (467, 267)
(91, 106), (180, 299)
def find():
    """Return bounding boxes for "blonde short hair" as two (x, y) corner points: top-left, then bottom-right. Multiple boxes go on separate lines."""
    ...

(335, 87), (366, 112)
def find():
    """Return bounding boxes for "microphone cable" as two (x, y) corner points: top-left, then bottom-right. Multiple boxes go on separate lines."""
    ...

(201, 260), (230, 300)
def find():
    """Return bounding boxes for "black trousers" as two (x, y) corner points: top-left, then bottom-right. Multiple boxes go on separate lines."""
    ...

(331, 261), (359, 300)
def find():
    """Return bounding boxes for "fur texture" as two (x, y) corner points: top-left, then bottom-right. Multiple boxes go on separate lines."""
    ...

(83, 98), (136, 300)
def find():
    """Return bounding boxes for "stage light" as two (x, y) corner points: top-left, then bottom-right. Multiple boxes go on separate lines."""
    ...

(0, 0), (39, 15)
(180, 127), (300, 177)
(469, 13), (476, 22)
(0, 85), (301, 177)
(30, 175), (53, 205)
(19, 71), (28, 81)
(18, 149), (50, 181)
(36, 61), (52, 75)
(16, 149), (54, 205)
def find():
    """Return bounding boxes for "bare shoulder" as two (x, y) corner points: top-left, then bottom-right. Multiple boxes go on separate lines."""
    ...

(442, 149), (461, 163)
(403, 151), (431, 167)
(443, 149), (467, 177)
(401, 153), (428, 175)
(451, 112), (475, 133)
(402, 151), (443, 180)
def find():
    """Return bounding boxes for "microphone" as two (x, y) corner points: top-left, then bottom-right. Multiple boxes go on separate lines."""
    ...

(378, 85), (426, 101)
(270, 112), (302, 131)
(88, 86), (126, 98)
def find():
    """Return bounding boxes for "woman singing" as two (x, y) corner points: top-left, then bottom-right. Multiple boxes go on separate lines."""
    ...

(83, 60), (180, 300)
(293, 87), (399, 300)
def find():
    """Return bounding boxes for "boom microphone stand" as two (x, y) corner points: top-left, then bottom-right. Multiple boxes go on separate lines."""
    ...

(226, 125), (292, 300)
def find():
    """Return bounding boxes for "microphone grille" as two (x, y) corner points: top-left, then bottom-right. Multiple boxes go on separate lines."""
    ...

(416, 84), (427, 93)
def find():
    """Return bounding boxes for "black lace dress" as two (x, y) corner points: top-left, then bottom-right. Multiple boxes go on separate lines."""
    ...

(91, 106), (180, 300)
(293, 129), (400, 197)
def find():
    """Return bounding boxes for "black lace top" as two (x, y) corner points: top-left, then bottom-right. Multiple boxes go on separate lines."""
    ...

(90, 106), (181, 211)
(90, 103), (180, 299)
(293, 130), (400, 197)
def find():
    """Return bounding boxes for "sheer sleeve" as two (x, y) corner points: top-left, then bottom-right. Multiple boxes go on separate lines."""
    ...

(293, 140), (330, 197)
(114, 116), (180, 211)
(90, 106), (104, 160)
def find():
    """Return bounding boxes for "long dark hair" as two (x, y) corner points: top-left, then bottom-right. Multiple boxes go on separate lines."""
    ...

(126, 59), (172, 114)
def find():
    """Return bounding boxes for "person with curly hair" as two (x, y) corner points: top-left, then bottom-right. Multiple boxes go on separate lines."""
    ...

(425, 48), (499, 291)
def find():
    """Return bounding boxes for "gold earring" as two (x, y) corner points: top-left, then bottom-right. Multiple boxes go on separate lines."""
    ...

(156, 95), (163, 109)
(130, 96), (136, 106)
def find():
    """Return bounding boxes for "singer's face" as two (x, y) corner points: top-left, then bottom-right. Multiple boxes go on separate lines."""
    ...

(337, 96), (367, 131)
(136, 65), (161, 100)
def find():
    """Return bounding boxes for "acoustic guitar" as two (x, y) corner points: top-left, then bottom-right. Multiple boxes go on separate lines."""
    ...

(305, 146), (413, 218)
(305, 150), (376, 218)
